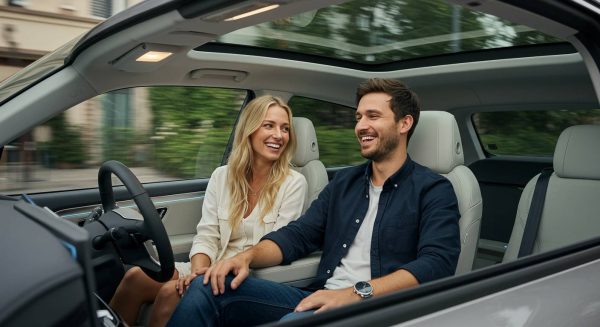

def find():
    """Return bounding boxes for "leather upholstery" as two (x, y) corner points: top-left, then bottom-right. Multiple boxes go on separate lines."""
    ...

(504, 125), (600, 262)
(292, 117), (328, 209)
(553, 125), (600, 179)
(408, 111), (482, 274)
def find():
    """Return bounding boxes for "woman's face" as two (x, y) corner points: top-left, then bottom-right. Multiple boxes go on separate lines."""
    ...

(249, 104), (291, 166)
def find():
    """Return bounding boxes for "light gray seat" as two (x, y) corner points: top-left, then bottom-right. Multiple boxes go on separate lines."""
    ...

(503, 125), (600, 262)
(251, 117), (326, 286)
(291, 117), (328, 210)
(407, 111), (482, 274)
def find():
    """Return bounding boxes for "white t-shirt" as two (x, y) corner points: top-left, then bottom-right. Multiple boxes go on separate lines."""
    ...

(324, 180), (382, 289)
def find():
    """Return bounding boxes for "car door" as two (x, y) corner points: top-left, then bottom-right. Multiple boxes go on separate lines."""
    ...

(2, 86), (249, 262)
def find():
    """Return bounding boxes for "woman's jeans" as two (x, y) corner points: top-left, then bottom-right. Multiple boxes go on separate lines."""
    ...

(166, 274), (313, 327)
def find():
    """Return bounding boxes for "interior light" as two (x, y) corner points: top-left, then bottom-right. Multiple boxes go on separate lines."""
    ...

(224, 4), (279, 21)
(136, 51), (173, 62)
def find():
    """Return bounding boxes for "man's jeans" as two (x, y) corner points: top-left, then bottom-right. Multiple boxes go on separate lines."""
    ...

(166, 274), (312, 327)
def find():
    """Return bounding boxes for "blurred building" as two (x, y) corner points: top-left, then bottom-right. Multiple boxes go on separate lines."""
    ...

(0, 0), (144, 81)
(0, 0), (151, 184)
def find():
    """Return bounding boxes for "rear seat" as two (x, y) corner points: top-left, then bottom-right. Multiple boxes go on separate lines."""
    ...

(503, 125), (600, 261)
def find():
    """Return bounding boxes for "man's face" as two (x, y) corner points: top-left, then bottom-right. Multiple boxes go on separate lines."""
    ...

(355, 92), (404, 162)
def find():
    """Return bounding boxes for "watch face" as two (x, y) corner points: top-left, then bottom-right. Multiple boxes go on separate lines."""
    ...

(355, 281), (373, 295)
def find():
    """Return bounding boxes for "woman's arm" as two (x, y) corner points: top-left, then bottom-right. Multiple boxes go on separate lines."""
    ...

(189, 253), (211, 273)
(188, 167), (226, 265)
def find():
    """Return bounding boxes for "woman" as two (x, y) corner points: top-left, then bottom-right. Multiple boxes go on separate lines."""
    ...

(109, 95), (307, 327)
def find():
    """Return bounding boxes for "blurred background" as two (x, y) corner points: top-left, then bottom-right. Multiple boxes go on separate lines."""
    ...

(1, 0), (598, 196)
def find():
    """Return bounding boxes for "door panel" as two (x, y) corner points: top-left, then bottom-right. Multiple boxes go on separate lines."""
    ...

(33, 179), (210, 262)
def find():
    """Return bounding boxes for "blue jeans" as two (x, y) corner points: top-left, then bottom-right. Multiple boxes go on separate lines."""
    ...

(166, 274), (313, 327)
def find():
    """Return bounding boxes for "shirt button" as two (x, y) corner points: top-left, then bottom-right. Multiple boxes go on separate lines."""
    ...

(355, 219), (360, 223)
(366, 194), (369, 198)
(327, 269), (331, 274)
(343, 244), (347, 248)
(394, 184), (398, 187)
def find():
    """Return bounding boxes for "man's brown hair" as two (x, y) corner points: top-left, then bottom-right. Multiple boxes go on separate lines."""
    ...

(356, 78), (421, 141)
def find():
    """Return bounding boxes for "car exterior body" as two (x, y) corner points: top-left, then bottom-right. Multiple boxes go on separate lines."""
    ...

(1, 0), (599, 326)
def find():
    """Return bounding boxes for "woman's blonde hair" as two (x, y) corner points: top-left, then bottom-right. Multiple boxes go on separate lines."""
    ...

(226, 95), (296, 229)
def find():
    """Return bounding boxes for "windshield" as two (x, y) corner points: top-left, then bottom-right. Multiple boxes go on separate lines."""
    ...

(0, 0), (147, 105)
(215, 0), (561, 64)
(0, 35), (83, 104)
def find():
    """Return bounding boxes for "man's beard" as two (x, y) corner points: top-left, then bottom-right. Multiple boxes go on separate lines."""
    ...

(361, 133), (400, 162)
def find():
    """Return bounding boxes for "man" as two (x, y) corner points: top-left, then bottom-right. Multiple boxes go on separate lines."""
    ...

(167, 78), (460, 326)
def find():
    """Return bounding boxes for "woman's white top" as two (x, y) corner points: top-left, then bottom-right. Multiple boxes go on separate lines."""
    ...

(189, 165), (307, 265)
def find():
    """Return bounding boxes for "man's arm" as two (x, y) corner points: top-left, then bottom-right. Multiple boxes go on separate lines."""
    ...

(369, 268), (419, 296)
(202, 239), (283, 295)
(295, 269), (418, 313)
(247, 239), (284, 268)
(400, 178), (461, 283)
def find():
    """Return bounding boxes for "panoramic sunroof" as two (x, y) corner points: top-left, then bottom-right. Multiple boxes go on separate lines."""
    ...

(215, 0), (562, 65)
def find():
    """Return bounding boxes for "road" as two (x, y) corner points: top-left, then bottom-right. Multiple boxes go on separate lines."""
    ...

(0, 165), (177, 195)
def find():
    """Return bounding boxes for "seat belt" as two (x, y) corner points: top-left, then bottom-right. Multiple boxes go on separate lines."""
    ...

(518, 168), (554, 258)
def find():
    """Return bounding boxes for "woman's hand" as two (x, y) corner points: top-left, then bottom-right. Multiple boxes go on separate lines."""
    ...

(177, 266), (209, 296)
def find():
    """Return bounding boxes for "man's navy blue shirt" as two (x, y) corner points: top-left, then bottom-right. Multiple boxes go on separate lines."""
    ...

(263, 156), (460, 290)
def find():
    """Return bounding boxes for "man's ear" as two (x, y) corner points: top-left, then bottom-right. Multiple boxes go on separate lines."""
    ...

(399, 115), (414, 135)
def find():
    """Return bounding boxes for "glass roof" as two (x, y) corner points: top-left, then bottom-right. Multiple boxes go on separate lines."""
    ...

(216, 0), (562, 65)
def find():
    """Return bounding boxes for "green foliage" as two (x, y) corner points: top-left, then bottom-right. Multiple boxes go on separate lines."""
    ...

(152, 127), (231, 178)
(148, 87), (245, 178)
(149, 87), (244, 129)
(102, 127), (138, 166)
(315, 127), (364, 166)
(289, 96), (363, 167)
(475, 110), (600, 156)
(44, 115), (87, 166)
(250, 0), (560, 64)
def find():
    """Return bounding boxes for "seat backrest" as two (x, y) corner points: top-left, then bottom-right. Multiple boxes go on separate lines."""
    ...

(407, 111), (482, 274)
(292, 117), (328, 211)
(503, 125), (600, 262)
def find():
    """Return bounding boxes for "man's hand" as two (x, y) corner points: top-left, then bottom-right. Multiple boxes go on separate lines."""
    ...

(202, 252), (252, 295)
(295, 288), (360, 313)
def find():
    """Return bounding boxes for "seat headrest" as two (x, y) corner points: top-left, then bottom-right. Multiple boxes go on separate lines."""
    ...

(553, 125), (600, 179)
(407, 111), (464, 174)
(292, 117), (320, 167)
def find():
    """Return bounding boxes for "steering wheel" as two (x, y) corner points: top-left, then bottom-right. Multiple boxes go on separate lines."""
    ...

(96, 160), (174, 282)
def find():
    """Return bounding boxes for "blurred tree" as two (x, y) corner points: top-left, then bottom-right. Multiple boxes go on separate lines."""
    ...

(44, 114), (87, 167)
(148, 87), (245, 178)
(475, 110), (600, 156)
(289, 96), (363, 167)
(247, 0), (560, 63)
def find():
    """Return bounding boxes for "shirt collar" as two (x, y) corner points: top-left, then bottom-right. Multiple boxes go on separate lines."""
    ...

(363, 155), (415, 191)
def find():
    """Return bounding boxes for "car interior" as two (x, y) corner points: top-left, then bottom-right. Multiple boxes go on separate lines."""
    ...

(503, 124), (600, 262)
(1, 0), (599, 326)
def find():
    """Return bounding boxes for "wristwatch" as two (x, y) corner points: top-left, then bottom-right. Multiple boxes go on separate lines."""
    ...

(353, 281), (373, 299)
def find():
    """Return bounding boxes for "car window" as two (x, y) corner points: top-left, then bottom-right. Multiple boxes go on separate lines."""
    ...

(0, 86), (247, 194)
(288, 96), (363, 168)
(216, 0), (561, 65)
(473, 109), (600, 156)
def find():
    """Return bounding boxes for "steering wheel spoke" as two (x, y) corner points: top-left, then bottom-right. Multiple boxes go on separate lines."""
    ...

(97, 160), (174, 282)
